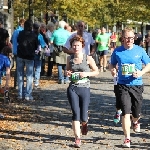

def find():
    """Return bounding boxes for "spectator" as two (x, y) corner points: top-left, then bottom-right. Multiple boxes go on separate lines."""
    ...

(0, 46), (11, 117)
(46, 22), (55, 77)
(0, 20), (9, 53)
(11, 18), (25, 88)
(63, 20), (95, 56)
(51, 21), (71, 84)
(40, 23), (49, 76)
(17, 19), (38, 100)
(33, 23), (46, 89)
(145, 31), (150, 55)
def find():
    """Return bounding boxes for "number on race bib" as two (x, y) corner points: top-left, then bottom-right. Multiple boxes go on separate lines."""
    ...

(122, 64), (135, 75)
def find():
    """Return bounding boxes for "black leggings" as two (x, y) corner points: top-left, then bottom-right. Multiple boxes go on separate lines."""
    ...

(67, 85), (90, 122)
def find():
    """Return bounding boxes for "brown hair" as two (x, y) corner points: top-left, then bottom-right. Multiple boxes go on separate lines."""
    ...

(69, 35), (85, 48)
(1, 46), (12, 57)
(19, 19), (25, 25)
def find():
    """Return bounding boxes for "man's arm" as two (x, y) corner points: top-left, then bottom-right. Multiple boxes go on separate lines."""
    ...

(63, 47), (74, 54)
(109, 64), (117, 77)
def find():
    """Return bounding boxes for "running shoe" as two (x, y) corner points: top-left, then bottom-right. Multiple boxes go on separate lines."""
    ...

(122, 139), (131, 148)
(81, 123), (88, 135)
(133, 122), (140, 132)
(0, 114), (4, 119)
(25, 96), (33, 101)
(113, 112), (121, 124)
(103, 67), (107, 72)
(4, 90), (10, 103)
(74, 138), (81, 148)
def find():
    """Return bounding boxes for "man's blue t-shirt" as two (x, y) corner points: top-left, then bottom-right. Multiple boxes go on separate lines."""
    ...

(0, 54), (10, 72)
(111, 45), (150, 85)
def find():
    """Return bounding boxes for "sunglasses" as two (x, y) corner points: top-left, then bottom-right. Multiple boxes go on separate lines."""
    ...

(78, 25), (84, 27)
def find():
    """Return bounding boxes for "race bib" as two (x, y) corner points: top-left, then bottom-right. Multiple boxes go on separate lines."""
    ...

(122, 64), (135, 75)
(71, 72), (80, 82)
(71, 72), (88, 83)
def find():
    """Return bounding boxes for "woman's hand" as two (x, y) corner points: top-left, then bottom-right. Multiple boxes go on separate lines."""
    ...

(66, 70), (72, 77)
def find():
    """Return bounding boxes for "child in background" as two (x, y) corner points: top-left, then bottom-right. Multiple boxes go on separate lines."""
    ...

(0, 46), (11, 118)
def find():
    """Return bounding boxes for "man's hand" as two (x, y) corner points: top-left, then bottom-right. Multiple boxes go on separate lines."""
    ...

(111, 68), (117, 77)
(132, 70), (143, 78)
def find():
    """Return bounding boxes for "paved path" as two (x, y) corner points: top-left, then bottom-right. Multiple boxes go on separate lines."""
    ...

(0, 71), (150, 150)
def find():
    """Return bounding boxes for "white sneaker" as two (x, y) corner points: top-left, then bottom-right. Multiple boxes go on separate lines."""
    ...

(133, 122), (140, 132)
(25, 96), (33, 101)
(122, 139), (131, 148)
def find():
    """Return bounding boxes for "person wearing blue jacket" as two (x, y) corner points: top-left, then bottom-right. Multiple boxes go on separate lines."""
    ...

(11, 19), (25, 56)
(11, 19), (25, 88)
(33, 23), (47, 88)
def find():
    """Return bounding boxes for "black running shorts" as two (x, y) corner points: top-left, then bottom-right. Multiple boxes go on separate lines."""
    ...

(97, 50), (108, 56)
(114, 85), (121, 110)
(117, 84), (143, 118)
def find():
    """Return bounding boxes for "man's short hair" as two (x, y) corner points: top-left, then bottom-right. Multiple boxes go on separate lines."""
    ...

(40, 23), (46, 29)
(123, 27), (134, 35)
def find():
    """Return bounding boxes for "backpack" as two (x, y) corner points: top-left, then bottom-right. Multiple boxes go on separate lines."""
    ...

(17, 31), (38, 59)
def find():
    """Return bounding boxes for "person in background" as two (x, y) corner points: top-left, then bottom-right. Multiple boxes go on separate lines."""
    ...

(66, 35), (99, 148)
(11, 18), (25, 88)
(40, 23), (49, 76)
(46, 22), (55, 77)
(0, 20), (9, 53)
(51, 21), (71, 84)
(110, 32), (117, 54)
(0, 46), (11, 118)
(17, 19), (38, 100)
(107, 29), (112, 37)
(33, 23), (47, 89)
(134, 33), (143, 47)
(95, 27), (110, 72)
(11, 19), (25, 56)
(145, 31), (150, 56)
(63, 20), (95, 56)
